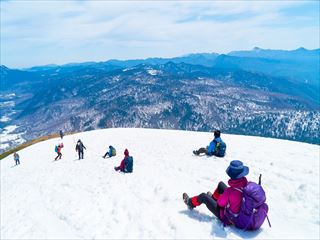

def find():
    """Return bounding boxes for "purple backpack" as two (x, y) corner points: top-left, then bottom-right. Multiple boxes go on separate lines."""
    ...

(225, 182), (271, 230)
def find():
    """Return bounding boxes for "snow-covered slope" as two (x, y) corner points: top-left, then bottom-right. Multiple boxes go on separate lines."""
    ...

(1, 128), (319, 239)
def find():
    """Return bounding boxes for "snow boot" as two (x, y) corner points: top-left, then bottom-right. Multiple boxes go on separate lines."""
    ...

(193, 150), (199, 156)
(183, 193), (195, 210)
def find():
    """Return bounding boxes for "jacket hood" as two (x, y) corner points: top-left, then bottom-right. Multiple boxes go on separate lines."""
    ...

(228, 177), (248, 188)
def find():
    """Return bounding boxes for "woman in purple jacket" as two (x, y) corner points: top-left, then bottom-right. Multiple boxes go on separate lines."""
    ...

(183, 160), (249, 226)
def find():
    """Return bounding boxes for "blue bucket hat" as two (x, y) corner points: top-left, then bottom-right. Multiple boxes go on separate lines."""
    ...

(226, 160), (249, 180)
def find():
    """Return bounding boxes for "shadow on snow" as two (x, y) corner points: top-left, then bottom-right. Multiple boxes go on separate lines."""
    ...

(179, 209), (263, 238)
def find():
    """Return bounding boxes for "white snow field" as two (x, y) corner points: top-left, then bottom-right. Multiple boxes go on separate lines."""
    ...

(1, 128), (319, 239)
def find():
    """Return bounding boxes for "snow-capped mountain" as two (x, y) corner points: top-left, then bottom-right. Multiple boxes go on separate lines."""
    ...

(1, 128), (319, 239)
(0, 48), (319, 153)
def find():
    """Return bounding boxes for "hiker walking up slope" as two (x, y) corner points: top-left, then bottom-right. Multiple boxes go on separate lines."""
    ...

(13, 152), (20, 165)
(75, 139), (86, 160)
(59, 130), (64, 139)
(54, 143), (64, 161)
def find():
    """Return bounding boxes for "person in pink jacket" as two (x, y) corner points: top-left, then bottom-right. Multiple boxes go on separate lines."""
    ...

(114, 149), (129, 172)
(183, 160), (249, 226)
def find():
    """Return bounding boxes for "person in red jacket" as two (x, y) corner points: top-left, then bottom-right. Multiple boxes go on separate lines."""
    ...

(182, 160), (249, 226)
(114, 149), (129, 172)
(54, 143), (63, 161)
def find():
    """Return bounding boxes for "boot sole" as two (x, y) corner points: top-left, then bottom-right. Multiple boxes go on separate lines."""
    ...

(182, 193), (189, 204)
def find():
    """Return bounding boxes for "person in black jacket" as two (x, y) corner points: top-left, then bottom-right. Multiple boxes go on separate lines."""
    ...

(75, 139), (86, 160)
(59, 130), (64, 139)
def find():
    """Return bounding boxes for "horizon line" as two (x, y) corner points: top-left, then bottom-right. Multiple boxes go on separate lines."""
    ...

(2, 46), (319, 70)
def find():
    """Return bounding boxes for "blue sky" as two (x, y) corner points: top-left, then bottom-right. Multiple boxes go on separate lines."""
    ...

(1, 0), (319, 68)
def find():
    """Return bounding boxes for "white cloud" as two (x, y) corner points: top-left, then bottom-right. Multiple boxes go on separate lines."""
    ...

(0, 0), (319, 68)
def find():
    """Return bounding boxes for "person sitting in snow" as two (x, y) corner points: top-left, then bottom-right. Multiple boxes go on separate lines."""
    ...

(114, 149), (133, 173)
(75, 139), (86, 160)
(103, 145), (116, 158)
(182, 160), (249, 227)
(54, 143), (63, 161)
(193, 130), (226, 157)
(13, 152), (20, 165)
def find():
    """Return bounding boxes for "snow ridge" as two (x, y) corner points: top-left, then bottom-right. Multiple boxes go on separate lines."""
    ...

(1, 128), (319, 239)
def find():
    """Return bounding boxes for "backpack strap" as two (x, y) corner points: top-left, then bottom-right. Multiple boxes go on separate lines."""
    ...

(263, 209), (272, 227)
(213, 139), (219, 154)
(243, 213), (254, 231)
(232, 187), (243, 193)
(258, 174), (262, 185)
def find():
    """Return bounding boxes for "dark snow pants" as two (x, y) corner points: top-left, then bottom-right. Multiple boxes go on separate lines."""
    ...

(55, 153), (62, 160)
(195, 147), (208, 155)
(190, 181), (227, 218)
(78, 151), (84, 160)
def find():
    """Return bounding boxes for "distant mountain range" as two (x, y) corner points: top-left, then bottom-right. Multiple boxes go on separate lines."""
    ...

(1, 47), (319, 151)
(23, 47), (320, 87)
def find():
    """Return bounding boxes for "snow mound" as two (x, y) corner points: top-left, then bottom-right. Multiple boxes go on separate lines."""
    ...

(147, 69), (161, 75)
(1, 128), (319, 239)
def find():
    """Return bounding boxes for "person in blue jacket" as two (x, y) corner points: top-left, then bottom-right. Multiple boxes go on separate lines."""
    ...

(193, 130), (226, 157)
(103, 145), (116, 158)
(13, 152), (20, 165)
